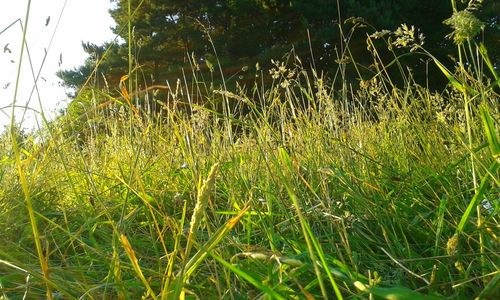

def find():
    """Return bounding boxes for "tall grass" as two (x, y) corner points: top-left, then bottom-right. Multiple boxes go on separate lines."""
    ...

(1, 0), (498, 299)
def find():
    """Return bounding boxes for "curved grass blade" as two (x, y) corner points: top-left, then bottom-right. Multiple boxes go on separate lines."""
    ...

(457, 161), (498, 233)
(278, 147), (344, 299)
(480, 104), (500, 161)
(170, 206), (249, 300)
(120, 234), (158, 300)
(354, 281), (442, 300)
(211, 252), (286, 300)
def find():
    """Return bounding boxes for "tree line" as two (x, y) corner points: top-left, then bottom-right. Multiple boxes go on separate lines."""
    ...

(58, 0), (499, 94)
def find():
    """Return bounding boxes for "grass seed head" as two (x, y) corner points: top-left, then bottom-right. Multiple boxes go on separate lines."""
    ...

(187, 163), (220, 241)
(446, 233), (459, 256)
(443, 10), (484, 45)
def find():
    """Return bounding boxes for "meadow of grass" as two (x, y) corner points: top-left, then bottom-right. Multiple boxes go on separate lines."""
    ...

(1, 2), (499, 299)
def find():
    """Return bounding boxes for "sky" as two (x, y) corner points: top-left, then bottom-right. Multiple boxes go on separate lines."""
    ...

(0, 0), (116, 131)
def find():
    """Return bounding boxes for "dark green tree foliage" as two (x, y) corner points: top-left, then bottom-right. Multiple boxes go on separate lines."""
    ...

(110, 1), (205, 73)
(58, 0), (500, 93)
(57, 41), (126, 94)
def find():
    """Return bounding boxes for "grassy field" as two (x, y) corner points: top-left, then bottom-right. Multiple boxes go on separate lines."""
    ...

(1, 4), (499, 300)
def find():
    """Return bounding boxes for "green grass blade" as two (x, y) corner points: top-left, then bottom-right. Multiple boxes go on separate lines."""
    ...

(480, 104), (500, 161)
(354, 281), (442, 300)
(434, 195), (448, 256)
(457, 161), (499, 233)
(170, 206), (249, 299)
(120, 234), (158, 300)
(478, 43), (500, 88)
(185, 206), (250, 278)
(277, 147), (343, 299)
(211, 252), (286, 300)
(477, 273), (500, 299)
(429, 55), (478, 95)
